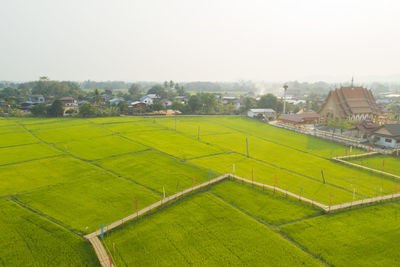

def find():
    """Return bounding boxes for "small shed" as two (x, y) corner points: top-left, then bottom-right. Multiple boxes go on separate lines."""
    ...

(247, 109), (276, 120)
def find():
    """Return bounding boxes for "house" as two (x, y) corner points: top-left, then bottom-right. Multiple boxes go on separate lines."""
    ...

(278, 113), (320, 125)
(174, 96), (188, 104)
(318, 87), (379, 122)
(140, 94), (159, 105)
(129, 101), (147, 110)
(222, 96), (240, 110)
(353, 120), (380, 142)
(59, 97), (78, 116)
(371, 124), (400, 148)
(247, 109), (276, 120)
(20, 102), (36, 112)
(160, 99), (172, 108)
(29, 95), (45, 103)
(109, 98), (124, 105)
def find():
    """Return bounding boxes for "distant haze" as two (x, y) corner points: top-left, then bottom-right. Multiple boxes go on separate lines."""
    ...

(1, 0), (400, 82)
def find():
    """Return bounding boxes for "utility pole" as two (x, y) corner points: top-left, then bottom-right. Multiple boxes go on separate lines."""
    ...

(283, 84), (288, 114)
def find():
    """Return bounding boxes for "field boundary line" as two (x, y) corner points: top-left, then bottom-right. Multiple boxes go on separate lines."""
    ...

(334, 152), (379, 160)
(84, 174), (229, 239)
(0, 154), (62, 167)
(0, 142), (41, 149)
(332, 157), (400, 180)
(229, 174), (329, 210)
(10, 197), (84, 238)
(231, 174), (400, 212)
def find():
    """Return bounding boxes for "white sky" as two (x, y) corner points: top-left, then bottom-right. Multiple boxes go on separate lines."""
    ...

(1, 0), (399, 82)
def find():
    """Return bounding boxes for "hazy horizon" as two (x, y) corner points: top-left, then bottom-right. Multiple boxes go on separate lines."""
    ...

(1, 0), (400, 82)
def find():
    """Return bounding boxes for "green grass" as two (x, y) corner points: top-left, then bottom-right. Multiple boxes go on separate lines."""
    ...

(16, 173), (160, 234)
(121, 129), (225, 159)
(211, 180), (322, 225)
(154, 116), (235, 137)
(96, 150), (218, 196)
(55, 135), (147, 161)
(348, 154), (400, 176)
(0, 199), (98, 266)
(102, 120), (168, 134)
(104, 192), (322, 266)
(0, 131), (38, 148)
(280, 200), (400, 266)
(0, 156), (103, 196)
(0, 143), (62, 165)
(0, 125), (24, 135)
(31, 124), (112, 143)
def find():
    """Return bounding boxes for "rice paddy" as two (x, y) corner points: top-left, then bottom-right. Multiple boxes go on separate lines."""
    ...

(1, 115), (399, 266)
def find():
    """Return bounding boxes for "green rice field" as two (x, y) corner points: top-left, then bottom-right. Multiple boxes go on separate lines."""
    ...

(348, 154), (400, 176)
(1, 115), (400, 266)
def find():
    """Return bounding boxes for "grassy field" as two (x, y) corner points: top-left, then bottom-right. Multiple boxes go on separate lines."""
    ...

(16, 173), (160, 234)
(0, 143), (61, 165)
(1, 115), (400, 266)
(0, 131), (38, 147)
(104, 191), (322, 266)
(0, 156), (103, 196)
(0, 199), (98, 266)
(55, 135), (147, 161)
(211, 179), (322, 225)
(96, 150), (218, 196)
(348, 154), (400, 176)
(121, 129), (226, 159)
(280, 200), (400, 266)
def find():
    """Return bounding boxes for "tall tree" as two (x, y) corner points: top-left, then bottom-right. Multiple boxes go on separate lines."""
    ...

(47, 100), (64, 117)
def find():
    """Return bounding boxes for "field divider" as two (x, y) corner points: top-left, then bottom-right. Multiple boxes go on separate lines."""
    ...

(334, 151), (379, 160)
(332, 157), (400, 180)
(84, 173), (229, 240)
(228, 174), (329, 211)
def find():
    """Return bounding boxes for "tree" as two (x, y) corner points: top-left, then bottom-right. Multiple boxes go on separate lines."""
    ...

(128, 83), (142, 100)
(171, 100), (184, 112)
(31, 103), (47, 117)
(79, 103), (96, 117)
(148, 85), (167, 99)
(225, 103), (235, 114)
(169, 80), (174, 89)
(257, 94), (278, 110)
(199, 93), (217, 113)
(94, 89), (102, 106)
(151, 101), (163, 111)
(188, 95), (201, 113)
(118, 101), (129, 114)
(175, 84), (186, 96)
(243, 97), (255, 111)
(47, 100), (64, 117)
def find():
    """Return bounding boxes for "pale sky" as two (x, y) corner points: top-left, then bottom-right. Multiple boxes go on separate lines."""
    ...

(1, 0), (399, 82)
